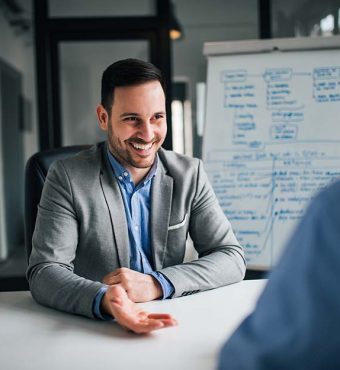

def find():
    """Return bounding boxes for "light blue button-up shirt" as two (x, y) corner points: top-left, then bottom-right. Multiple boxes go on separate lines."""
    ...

(93, 150), (174, 319)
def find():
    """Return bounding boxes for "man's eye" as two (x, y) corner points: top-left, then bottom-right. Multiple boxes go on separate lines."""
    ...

(124, 116), (138, 122)
(154, 114), (164, 120)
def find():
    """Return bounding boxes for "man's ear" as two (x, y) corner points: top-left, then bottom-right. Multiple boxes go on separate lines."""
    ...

(96, 105), (109, 132)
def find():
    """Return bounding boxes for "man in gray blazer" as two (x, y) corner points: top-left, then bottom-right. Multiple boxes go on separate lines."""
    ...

(27, 58), (245, 333)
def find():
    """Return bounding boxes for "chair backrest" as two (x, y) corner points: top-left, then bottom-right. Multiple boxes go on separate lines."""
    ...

(24, 145), (91, 262)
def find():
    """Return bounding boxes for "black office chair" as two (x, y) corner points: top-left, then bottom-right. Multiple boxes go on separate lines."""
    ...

(24, 145), (91, 262)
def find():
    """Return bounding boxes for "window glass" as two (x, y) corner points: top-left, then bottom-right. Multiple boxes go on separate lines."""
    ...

(272, 0), (340, 38)
(172, 0), (258, 158)
(59, 40), (149, 146)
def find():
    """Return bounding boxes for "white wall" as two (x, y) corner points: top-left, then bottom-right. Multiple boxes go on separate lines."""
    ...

(0, 7), (38, 260)
(0, 7), (38, 160)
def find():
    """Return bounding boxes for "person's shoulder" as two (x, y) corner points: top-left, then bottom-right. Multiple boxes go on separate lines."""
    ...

(50, 142), (104, 175)
(158, 148), (200, 170)
(314, 179), (340, 208)
(304, 179), (340, 230)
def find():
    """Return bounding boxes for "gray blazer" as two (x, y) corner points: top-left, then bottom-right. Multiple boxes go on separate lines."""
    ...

(27, 142), (245, 319)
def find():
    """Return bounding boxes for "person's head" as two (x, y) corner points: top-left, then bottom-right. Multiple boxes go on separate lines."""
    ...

(97, 58), (167, 180)
(100, 58), (166, 115)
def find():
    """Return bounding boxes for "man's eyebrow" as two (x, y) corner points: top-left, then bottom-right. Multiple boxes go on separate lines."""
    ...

(120, 111), (167, 118)
(120, 113), (140, 118)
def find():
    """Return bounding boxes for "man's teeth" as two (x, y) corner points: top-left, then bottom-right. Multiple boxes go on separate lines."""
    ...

(131, 142), (153, 150)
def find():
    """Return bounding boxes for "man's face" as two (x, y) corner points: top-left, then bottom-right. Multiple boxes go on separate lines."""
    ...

(98, 81), (167, 172)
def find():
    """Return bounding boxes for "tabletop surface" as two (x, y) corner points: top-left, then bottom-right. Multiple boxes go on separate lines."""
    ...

(0, 279), (266, 370)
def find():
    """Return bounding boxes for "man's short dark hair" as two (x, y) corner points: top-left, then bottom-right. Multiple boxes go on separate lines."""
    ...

(101, 58), (165, 113)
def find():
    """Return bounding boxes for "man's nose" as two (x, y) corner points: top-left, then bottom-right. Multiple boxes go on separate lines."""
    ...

(138, 120), (154, 142)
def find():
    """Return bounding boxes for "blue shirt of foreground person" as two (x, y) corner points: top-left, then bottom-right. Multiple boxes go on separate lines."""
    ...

(219, 179), (340, 370)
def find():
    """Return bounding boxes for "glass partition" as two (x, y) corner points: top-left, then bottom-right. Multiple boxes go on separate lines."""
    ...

(272, 0), (340, 38)
(59, 40), (149, 146)
(172, 0), (258, 158)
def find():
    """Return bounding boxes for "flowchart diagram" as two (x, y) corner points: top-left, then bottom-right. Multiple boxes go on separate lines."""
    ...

(204, 59), (340, 268)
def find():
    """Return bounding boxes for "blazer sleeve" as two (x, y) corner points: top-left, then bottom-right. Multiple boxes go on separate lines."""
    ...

(26, 160), (104, 319)
(159, 159), (246, 297)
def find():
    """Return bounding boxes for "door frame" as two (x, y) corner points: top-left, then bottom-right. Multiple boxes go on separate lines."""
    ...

(0, 58), (24, 260)
(34, 0), (173, 150)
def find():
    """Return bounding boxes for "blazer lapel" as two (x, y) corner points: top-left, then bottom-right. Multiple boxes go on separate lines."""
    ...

(151, 160), (173, 270)
(99, 147), (130, 268)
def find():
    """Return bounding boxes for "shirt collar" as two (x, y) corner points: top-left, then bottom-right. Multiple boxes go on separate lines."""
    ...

(107, 148), (158, 185)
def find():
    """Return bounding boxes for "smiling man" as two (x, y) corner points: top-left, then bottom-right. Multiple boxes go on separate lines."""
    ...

(27, 59), (246, 333)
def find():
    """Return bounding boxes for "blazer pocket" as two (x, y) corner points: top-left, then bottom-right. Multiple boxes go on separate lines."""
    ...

(168, 213), (188, 231)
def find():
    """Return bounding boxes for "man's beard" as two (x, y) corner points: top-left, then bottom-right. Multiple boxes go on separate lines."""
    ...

(107, 130), (160, 169)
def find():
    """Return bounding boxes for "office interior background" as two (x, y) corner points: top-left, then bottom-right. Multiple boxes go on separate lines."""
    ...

(0, 0), (339, 291)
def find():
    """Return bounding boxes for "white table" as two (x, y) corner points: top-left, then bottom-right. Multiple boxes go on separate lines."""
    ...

(0, 280), (266, 370)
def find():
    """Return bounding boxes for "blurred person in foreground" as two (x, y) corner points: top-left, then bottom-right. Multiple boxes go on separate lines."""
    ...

(219, 179), (340, 369)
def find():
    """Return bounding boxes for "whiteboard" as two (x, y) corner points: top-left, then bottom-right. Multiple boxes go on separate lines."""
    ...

(202, 36), (340, 269)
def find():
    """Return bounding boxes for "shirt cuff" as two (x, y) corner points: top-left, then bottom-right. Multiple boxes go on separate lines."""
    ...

(148, 271), (175, 299)
(92, 286), (115, 321)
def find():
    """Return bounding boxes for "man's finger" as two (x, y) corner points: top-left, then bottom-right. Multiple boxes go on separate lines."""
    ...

(158, 318), (178, 327)
(102, 268), (125, 283)
(116, 315), (165, 334)
(132, 320), (165, 334)
(112, 309), (172, 333)
(103, 274), (121, 285)
(147, 314), (178, 327)
(147, 313), (174, 320)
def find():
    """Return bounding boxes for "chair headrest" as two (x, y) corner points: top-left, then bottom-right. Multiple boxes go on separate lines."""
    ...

(24, 145), (91, 262)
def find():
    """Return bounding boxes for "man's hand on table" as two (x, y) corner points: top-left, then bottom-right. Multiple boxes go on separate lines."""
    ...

(101, 285), (177, 334)
(102, 267), (162, 302)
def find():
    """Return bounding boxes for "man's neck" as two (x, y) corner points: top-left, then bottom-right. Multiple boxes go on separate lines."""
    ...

(128, 166), (151, 186)
(107, 148), (155, 186)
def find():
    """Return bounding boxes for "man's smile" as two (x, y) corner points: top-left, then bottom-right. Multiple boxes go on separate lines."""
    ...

(130, 142), (153, 151)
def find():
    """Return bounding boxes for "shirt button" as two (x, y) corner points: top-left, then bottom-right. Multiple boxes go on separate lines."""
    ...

(134, 225), (138, 231)
(124, 172), (128, 177)
(118, 176), (123, 180)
